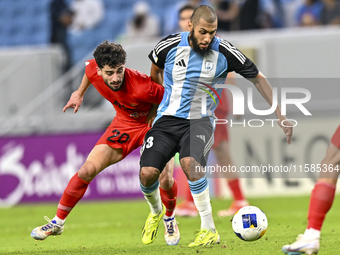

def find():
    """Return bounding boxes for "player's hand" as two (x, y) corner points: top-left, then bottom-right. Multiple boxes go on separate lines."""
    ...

(63, 91), (83, 113)
(277, 115), (293, 144)
(146, 104), (158, 127)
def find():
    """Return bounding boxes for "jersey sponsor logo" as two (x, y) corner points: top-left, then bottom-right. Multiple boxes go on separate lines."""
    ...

(113, 101), (134, 111)
(175, 59), (186, 67)
(196, 135), (205, 143)
(204, 60), (214, 71)
(130, 112), (148, 118)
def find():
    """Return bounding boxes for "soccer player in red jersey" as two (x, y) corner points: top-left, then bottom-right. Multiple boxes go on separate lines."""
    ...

(282, 125), (340, 255)
(30, 41), (177, 242)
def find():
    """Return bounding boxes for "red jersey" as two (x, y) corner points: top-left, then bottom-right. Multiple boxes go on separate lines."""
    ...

(85, 59), (164, 123)
(215, 89), (229, 119)
(331, 125), (340, 149)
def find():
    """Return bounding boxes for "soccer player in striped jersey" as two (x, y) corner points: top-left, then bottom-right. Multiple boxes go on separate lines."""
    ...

(175, 3), (249, 219)
(282, 125), (340, 255)
(139, 5), (292, 247)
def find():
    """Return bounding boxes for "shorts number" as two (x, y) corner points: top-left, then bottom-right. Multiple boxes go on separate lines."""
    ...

(145, 136), (154, 149)
(141, 136), (154, 154)
(107, 129), (130, 144)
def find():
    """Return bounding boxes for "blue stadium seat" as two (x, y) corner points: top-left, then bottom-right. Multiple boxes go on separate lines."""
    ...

(0, 0), (183, 60)
(0, 0), (51, 47)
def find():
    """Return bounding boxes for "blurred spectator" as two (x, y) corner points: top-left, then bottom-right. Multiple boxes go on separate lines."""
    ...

(178, 4), (196, 32)
(320, 0), (340, 25)
(211, 0), (234, 31)
(123, 1), (160, 43)
(50, 0), (73, 72)
(238, 0), (261, 30)
(296, 0), (323, 26)
(69, 0), (104, 33)
(261, 0), (304, 28)
(212, 0), (261, 31)
(164, 0), (210, 35)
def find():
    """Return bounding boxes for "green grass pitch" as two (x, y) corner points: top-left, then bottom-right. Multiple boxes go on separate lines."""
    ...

(1, 196), (340, 255)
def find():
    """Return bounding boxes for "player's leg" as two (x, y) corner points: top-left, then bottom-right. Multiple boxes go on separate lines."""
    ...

(176, 182), (198, 217)
(57, 144), (123, 218)
(179, 118), (219, 247)
(31, 118), (143, 241)
(180, 156), (220, 247)
(139, 119), (179, 245)
(159, 157), (180, 245)
(282, 141), (340, 255)
(31, 144), (123, 240)
(214, 140), (248, 217)
(159, 157), (176, 216)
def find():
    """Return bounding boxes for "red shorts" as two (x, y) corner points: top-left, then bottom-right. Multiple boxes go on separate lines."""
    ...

(331, 125), (340, 149)
(212, 122), (229, 148)
(213, 111), (229, 148)
(96, 118), (150, 159)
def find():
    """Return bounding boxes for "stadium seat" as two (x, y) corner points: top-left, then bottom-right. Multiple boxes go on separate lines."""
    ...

(0, 0), (184, 55)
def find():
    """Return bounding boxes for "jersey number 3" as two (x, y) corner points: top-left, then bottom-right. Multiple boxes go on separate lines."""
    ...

(141, 136), (154, 154)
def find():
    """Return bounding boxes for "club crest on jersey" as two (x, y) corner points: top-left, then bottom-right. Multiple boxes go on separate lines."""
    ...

(205, 61), (214, 71)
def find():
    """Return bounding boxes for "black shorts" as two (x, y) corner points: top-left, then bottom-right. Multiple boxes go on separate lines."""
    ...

(140, 116), (214, 172)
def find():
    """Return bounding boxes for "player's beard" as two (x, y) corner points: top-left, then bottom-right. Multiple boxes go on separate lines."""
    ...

(189, 29), (213, 56)
(104, 79), (124, 91)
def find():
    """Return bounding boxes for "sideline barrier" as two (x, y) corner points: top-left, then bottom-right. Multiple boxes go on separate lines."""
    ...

(0, 132), (143, 207)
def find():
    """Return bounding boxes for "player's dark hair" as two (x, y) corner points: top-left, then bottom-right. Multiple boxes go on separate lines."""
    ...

(93, 41), (126, 69)
(191, 5), (217, 26)
(179, 4), (195, 16)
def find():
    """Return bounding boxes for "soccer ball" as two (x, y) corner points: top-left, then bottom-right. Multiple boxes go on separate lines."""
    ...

(232, 206), (268, 241)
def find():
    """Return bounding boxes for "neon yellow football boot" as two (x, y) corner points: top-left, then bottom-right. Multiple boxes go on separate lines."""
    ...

(141, 204), (165, 244)
(188, 229), (220, 247)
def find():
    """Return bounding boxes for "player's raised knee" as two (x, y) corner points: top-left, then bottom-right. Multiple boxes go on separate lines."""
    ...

(78, 162), (97, 182)
(140, 167), (160, 186)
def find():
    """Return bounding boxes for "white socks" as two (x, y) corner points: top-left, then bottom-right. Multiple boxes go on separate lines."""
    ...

(304, 228), (320, 240)
(53, 216), (65, 226)
(142, 186), (162, 214)
(191, 184), (216, 231)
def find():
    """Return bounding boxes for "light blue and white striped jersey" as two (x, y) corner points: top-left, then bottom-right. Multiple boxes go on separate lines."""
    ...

(148, 32), (258, 123)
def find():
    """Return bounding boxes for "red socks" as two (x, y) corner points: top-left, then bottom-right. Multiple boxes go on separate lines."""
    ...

(160, 180), (178, 217)
(227, 179), (245, 201)
(56, 173), (90, 220)
(307, 182), (336, 231)
(185, 182), (194, 202)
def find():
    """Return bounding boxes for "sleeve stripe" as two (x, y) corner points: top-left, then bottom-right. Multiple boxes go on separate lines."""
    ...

(154, 34), (181, 52)
(220, 40), (246, 64)
(155, 34), (182, 54)
(220, 40), (246, 62)
(156, 38), (182, 55)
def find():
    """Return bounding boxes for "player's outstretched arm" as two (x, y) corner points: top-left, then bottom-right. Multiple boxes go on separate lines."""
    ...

(63, 73), (91, 113)
(146, 104), (159, 127)
(249, 71), (293, 144)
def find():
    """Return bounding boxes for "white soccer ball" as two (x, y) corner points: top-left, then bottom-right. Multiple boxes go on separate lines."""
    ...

(232, 206), (268, 241)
